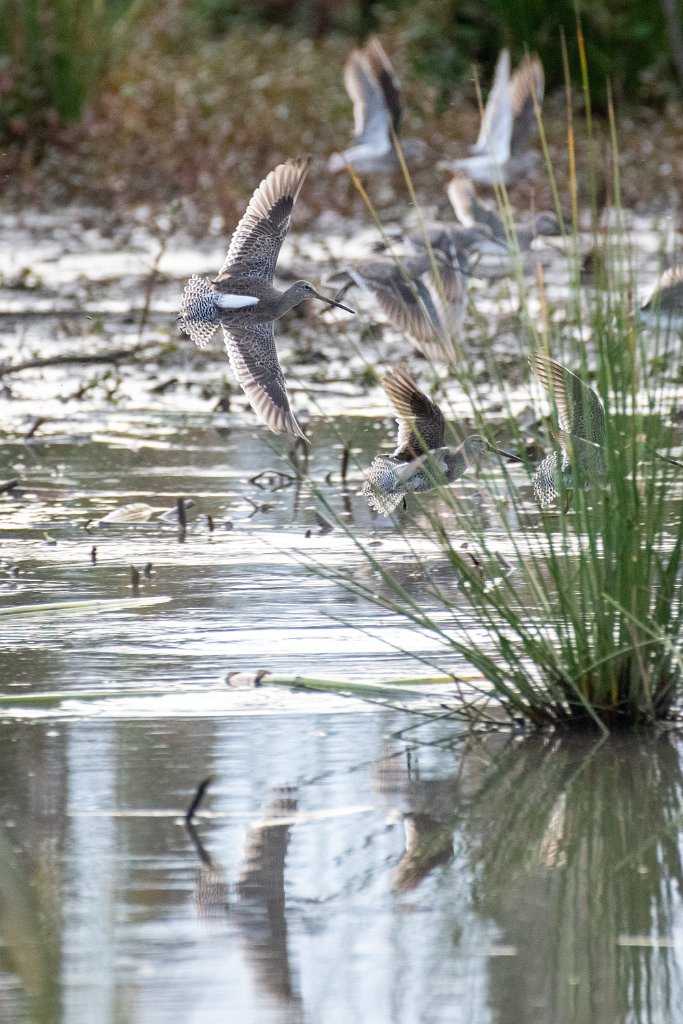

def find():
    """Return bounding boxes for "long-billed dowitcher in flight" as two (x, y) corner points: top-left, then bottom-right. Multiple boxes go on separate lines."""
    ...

(531, 353), (683, 510)
(328, 36), (426, 174)
(639, 265), (683, 330)
(530, 354), (607, 510)
(179, 157), (354, 440)
(447, 172), (561, 248)
(440, 50), (544, 185)
(331, 251), (467, 364)
(363, 367), (521, 515)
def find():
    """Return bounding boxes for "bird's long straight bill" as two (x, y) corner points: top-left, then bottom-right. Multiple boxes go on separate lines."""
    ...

(314, 290), (356, 315)
(653, 451), (683, 469)
(489, 445), (523, 463)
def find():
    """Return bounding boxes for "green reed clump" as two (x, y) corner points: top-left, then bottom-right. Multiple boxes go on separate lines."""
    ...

(0, 0), (132, 132)
(309, 62), (683, 732)
(320, 293), (683, 729)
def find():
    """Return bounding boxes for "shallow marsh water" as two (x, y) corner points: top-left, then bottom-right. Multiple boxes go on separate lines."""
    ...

(3, 718), (683, 1024)
(1, 205), (683, 1021)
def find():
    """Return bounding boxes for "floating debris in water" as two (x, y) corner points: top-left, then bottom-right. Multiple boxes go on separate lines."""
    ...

(98, 500), (196, 526)
(250, 468), (298, 491)
(225, 670), (270, 688)
(314, 510), (334, 535)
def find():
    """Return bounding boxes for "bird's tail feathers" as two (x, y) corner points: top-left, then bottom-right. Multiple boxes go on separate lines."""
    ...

(178, 275), (220, 348)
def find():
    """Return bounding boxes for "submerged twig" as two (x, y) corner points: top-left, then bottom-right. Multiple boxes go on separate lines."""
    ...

(0, 341), (162, 378)
(314, 510), (334, 535)
(23, 417), (45, 440)
(250, 468), (298, 491)
(138, 239), (167, 340)
(340, 443), (350, 484)
(186, 777), (214, 824)
(177, 498), (190, 543)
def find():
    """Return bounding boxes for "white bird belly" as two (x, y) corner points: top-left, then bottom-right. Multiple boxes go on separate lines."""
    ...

(214, 293), (260, 309)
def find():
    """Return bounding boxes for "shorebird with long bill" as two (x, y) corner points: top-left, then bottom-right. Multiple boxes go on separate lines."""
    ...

(179, 157), (354, 440)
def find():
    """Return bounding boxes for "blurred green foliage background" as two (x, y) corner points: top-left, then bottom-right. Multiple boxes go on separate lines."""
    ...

(1, 0), (681, 139)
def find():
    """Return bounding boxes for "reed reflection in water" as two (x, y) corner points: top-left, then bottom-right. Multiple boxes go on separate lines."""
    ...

(0, 719), (682, 1022)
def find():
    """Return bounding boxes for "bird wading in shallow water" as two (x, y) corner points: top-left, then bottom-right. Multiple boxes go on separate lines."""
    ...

(362, 366), (522, 515)
(328, 36), (427, 174)
(178, 157), (354, 440)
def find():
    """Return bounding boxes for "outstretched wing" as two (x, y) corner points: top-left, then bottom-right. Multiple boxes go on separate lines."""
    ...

(216, 157), (311, 283)
(446, 173), (477, 227)
(510, 54), (544, 157)
(373, 269), (441, 344)
(383, 366), (446, 457)
(349, 256), (463, 363)
(530, 354), (606, 445)
(343, 46), (393, 151)
(472, 49), (512, 164)
(641, 264), (683, 313)
(424, 258), (467, 343)
(362, 36), (402, 133)
(446, 173), (504, 239)
(222, 322), (306, 440)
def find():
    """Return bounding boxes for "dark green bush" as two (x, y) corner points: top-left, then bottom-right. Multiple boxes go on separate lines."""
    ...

(378, 0), (678, 106)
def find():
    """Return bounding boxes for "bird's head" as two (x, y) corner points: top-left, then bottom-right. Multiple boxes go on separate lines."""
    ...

(291, 281), (355, 314)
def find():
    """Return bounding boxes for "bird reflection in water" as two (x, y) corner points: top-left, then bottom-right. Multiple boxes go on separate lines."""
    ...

(185, 779), (302, 1016)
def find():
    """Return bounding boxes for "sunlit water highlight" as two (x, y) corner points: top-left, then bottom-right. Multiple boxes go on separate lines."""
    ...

(1, 207), (683, 1022)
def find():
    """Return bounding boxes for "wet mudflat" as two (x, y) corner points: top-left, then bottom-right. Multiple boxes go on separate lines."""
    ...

(1, 204), (683, 1022)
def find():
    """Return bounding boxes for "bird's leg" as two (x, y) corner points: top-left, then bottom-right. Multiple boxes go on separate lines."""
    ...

(562, 488), (573, 515)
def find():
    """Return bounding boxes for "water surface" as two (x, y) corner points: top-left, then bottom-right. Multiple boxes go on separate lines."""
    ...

(2, 716), (683, 1024)
(1, 206), (683, 1022)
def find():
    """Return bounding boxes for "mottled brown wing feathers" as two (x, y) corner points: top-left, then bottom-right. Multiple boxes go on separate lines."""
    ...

(217, 157), (311, 283)
(222, 322), (306, 440)
(530, 354), (605, 445)
(446, 173), (477, 227)
(383, 367), (446, 457)
(363, 35), (402, 133)
(510, 55), (544, 157)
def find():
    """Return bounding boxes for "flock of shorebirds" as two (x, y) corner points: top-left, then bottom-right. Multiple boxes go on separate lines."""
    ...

(178, 37), (683, 517)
